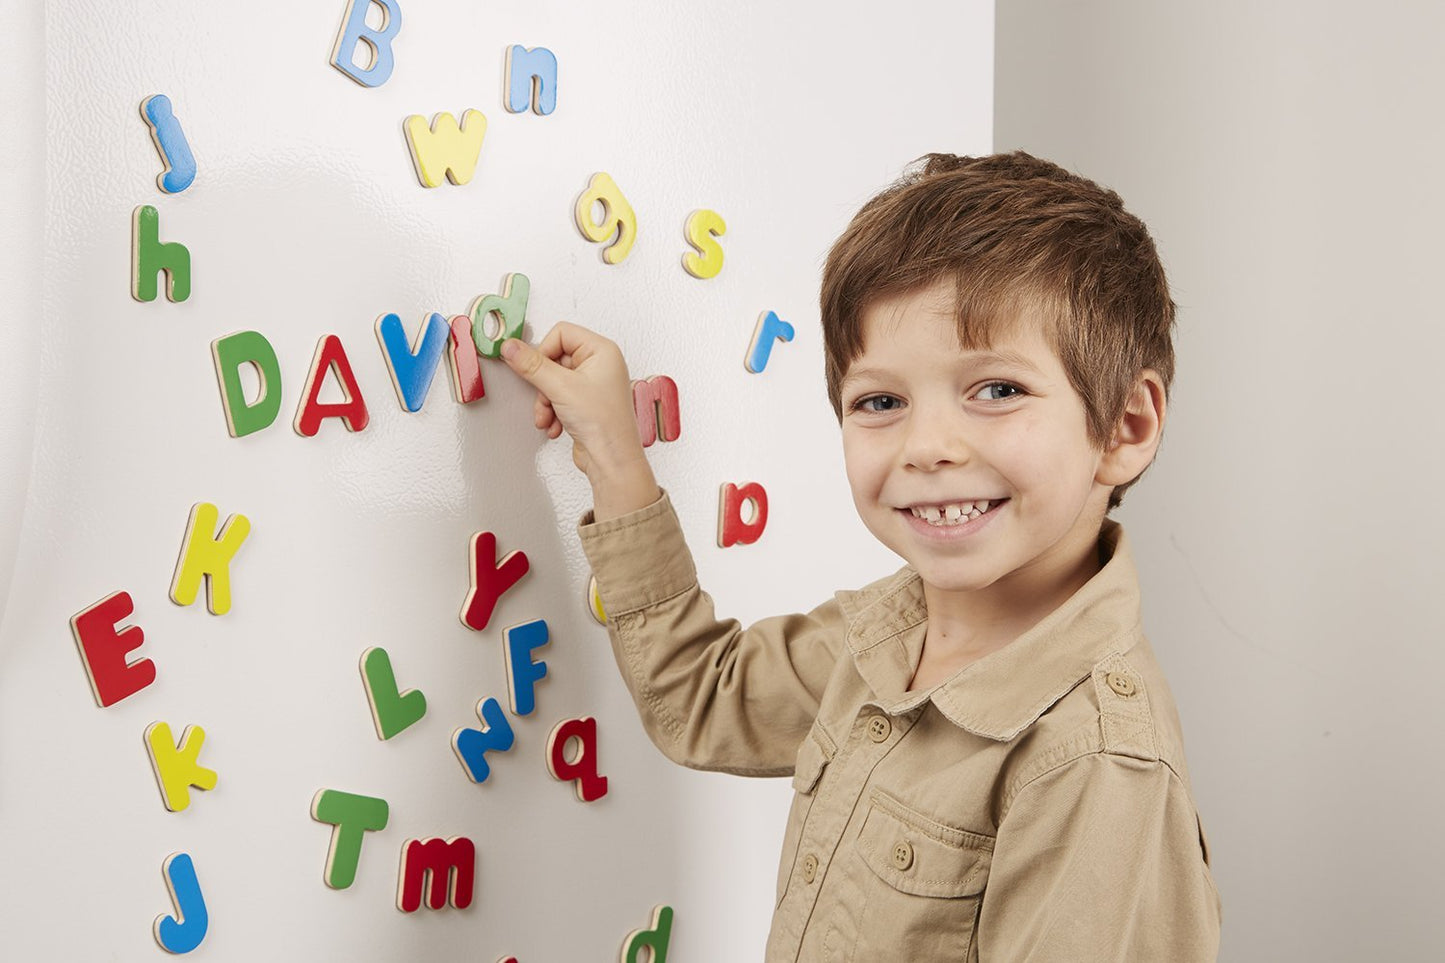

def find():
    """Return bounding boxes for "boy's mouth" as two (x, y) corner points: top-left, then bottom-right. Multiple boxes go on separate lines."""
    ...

(901, 494), (1005, 526)
(905, 499), (1007, 528)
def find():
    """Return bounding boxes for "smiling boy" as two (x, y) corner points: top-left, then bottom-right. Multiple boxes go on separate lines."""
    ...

(501, 152), (1220, 960)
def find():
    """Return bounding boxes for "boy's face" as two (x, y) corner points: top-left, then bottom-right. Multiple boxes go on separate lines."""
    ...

(838, 282), (1114, 599)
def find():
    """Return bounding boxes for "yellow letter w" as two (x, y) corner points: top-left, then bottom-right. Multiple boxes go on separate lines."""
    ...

(403, 110), (488, 187)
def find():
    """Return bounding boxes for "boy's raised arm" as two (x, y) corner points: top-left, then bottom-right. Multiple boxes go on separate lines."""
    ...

(499, 324), (660, 520)
(500, 323), (840, 772)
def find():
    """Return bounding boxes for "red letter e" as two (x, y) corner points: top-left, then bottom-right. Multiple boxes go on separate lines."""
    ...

(70, 591), (156, 707)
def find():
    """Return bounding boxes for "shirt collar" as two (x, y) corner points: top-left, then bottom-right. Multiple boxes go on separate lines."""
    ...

(843, 521), (1143, 741)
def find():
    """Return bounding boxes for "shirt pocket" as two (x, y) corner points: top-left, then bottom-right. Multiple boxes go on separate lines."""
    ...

(775, 726), (835, 907)
(851, 791), (994, 959)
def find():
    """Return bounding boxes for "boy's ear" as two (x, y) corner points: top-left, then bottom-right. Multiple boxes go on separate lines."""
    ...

(1096, 369), (1167, 487)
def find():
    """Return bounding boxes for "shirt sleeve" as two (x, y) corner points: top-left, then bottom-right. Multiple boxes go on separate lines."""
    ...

(977, 752), (1221, 962)
(578, 491), (848, 775)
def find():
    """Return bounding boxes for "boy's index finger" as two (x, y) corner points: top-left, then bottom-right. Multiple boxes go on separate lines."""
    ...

(540, 321), (605, 366)
(534, 322), (573, 361)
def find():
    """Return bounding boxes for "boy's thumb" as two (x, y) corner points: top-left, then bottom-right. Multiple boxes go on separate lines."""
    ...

(499, 338), (554, 390)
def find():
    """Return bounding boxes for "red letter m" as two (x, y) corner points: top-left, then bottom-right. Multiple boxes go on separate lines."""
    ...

(397, 837), (475, 911)
(631, 375), (681, 447)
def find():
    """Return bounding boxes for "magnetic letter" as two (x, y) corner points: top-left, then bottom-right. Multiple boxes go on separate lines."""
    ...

(574, 172), (636, 264)
(621, 906), (674, 963)
(718, 482), (769, 547)
(311, 789), (390, 889)
(360, 647), (427, 740)
(547, 716), (608, 802)
(398, 837), (475, 912)
(745, 310), (795, 374)
(376, 312), (450, 412)
(586, 574), (607, 626)
(451, 697), (515, 783)
(468, 273), (530, 359)
(460, 531), (529, 631)
(154, 853), (208, 954)
(681, 209), (726, 279)
(447, 315), (486, 403)
(504, 619), (550, 717)
(144, 723), (218, 813)
(404, 110), (488, 187)
(211, 331), (282, 437)
(632, 375), (681, 447)
(294, 334), (370, 436)
(330, 0), (403, 87)
(505, 45), (558, 115)
(140, 95), (196, 194)
(170, 502), (251, 615)
(131, 205), (191, 302)
(70, 591), (155, 708)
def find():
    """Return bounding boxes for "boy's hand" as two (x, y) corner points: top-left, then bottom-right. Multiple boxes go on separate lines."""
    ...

(499, 323), (660, 521)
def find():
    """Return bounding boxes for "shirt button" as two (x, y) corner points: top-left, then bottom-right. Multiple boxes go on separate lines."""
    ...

(801, 853), (818, 883)
(892, 841), (914, 871)
(1106, 672), (1137, 697)
(867, 715), (892, 742)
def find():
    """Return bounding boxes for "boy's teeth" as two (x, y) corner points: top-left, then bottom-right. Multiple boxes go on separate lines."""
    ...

(909, 500), (992, 526)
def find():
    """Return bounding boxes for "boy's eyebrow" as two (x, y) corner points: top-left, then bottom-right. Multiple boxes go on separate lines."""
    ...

(841, 350), (1044, 390)
(838, 367), (887, 391)
(968, 348), (1045, 373)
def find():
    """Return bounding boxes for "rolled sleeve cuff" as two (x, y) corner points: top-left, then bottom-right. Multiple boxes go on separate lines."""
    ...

(578, 489), (698, 616)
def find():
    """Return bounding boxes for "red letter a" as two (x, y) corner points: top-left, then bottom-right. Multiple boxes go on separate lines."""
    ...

(294, 334), (370, 437)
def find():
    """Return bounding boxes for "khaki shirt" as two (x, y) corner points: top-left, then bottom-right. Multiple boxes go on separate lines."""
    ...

(580, 493), (1220, 961)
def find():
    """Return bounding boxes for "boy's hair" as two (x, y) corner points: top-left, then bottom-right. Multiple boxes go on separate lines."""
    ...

(820, 151), (1175, 509)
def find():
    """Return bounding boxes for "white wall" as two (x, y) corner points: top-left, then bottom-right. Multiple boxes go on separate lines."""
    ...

(996, 3), (1445, 960)
(0, 0), (45, 623)
(0, 1), (992, 959)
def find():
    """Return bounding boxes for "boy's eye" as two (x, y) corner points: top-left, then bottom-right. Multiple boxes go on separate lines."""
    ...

(973, 382), (1023, 401)
(854, 394), (904, 413)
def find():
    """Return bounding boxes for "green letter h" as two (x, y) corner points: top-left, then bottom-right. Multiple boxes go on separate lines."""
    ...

(132, 205), (191, 302)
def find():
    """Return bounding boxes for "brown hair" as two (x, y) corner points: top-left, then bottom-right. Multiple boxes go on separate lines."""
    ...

(820, 151), (1176, 508)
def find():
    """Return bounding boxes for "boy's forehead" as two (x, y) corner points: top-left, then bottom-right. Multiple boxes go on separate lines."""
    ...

(854, 281), (1055, 358)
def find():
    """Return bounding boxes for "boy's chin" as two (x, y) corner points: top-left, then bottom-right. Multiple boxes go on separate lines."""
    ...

(909, 561), (1009, 596)
(866, 533), (1005, 593)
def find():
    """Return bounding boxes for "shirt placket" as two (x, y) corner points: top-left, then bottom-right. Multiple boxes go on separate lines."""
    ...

(774, 704), (916, 960)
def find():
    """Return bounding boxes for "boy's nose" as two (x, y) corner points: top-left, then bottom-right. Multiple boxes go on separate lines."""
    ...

(902, 407), (972, 471)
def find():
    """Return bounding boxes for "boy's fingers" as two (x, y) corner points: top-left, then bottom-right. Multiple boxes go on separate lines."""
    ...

(500, 338), (564, 394)
(539, 321), (590, 360)
(539, 321), (618, 371)
(534, 392), (555, 431)
(536, 323), (571, 360)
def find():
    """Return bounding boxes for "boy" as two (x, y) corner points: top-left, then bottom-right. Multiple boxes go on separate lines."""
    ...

(500, 152), (1220, 960)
